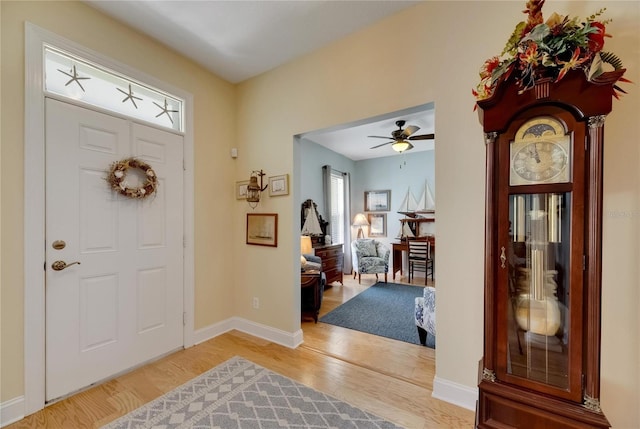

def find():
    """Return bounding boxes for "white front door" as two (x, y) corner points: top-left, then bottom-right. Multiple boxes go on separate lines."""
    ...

(45, 98), (184, 401)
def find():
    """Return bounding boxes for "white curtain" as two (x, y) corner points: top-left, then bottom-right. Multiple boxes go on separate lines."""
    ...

(342, 171), (351, 273)
(323, 165), (352, 273)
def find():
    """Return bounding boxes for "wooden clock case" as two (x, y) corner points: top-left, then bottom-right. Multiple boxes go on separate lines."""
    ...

(475, 68), (624, 429)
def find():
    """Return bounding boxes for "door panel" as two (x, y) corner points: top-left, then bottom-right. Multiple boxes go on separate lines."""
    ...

(79, 167), (119, 252)
(45, 98), (183, 401)
(130, 123), (184, 360)
(79, 274), (119, 351)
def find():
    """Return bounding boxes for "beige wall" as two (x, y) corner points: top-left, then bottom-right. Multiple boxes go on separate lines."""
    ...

(2, 0), (639, 427)
(1, 0), (237, 401)
(235, 1), (639, 427)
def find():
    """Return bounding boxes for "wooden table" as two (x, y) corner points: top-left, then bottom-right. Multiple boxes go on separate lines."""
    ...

(392, 237), (435, 280)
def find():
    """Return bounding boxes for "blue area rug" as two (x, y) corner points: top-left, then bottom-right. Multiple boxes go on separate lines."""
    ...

(320, 282), (435, 348)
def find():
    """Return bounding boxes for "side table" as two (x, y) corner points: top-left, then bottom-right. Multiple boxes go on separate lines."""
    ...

(301, 270), (324, 323)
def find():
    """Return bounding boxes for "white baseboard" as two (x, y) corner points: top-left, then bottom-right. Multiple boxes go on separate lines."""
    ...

(193, 318), (477, 413)
(432, 375), (478, 411)
(192, 317), (303, 349)
(1, 396), (25, 428)
(2, 319), (301, 428)
(4, 323), (472, 428)
(192, 317), (236, 345)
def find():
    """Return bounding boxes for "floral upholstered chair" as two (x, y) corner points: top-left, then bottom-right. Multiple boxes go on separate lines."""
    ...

(415, 286), (436, 346)
(351, 239), (390, 284)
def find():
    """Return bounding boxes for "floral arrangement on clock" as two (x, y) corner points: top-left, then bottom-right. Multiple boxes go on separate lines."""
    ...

(106, 157), (158, 199)
(473, 0), (630, 103)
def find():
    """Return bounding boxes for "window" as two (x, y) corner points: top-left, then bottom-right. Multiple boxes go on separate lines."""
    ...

(44, 46), (184, 132)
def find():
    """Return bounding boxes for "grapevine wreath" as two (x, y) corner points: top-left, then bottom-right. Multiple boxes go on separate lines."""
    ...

(106, 157), (158, 199)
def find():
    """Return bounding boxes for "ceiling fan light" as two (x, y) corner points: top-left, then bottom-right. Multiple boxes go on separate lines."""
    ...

(392, 140), (413, 153)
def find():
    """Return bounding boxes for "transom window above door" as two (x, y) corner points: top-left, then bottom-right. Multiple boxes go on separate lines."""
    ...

(44, 46), (184, 132)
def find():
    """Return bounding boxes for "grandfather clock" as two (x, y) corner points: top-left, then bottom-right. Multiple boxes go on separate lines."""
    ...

(476, 67), (624, 428)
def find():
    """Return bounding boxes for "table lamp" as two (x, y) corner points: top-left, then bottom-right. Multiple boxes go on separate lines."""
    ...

(300, 235), (312, 268)
(352, 213), (369, 239)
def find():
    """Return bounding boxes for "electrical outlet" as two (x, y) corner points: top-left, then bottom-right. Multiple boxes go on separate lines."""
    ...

(252, 297), (259, 309)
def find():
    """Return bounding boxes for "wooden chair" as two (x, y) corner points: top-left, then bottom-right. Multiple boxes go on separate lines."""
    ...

(408, 237), (433, 285)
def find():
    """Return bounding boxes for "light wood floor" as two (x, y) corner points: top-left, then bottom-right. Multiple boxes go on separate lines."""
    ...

(7, 273), (475, 428)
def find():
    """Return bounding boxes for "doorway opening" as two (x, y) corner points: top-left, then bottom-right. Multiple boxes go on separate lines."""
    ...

(296, 102), (437, 349)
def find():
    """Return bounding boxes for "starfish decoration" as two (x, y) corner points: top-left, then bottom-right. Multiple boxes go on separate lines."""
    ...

(117, 84), (143, 109)
(57, 65), (90, 92)
(153, 98), (179, 124)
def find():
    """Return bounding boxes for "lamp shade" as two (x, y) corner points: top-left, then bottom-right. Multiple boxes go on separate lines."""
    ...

(300, 235), (313, 255)
(392, 140), (413, 153)
(352, 213), (369, 227)
(353, 213), (369, 239)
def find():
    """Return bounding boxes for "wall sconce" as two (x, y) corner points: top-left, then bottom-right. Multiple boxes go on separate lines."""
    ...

(352, 213), (369, 239)
(246, 169), (267, 209)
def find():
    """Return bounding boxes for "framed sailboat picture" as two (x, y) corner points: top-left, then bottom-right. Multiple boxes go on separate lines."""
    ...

(364, 190), (391, 212)
(368, 213), (387, 237)
(246, 213), (278, 247)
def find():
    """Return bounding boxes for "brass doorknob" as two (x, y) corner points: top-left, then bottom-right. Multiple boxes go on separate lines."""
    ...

(51, 260), (81, 271)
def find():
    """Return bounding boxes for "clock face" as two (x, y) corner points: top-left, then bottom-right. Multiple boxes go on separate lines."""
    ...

(510, 117), (571, 186)
(512, 141), (568, 182)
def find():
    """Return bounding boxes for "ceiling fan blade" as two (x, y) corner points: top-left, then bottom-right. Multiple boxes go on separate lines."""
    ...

(370, 141), (394, 149)
(401, 125), (420, 138)
(368, 135), (393, 139)
(408, 133), (435, 140)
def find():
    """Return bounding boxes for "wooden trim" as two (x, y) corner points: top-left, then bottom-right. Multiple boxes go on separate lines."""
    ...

(23, 23), (196, 414)
(483, 134), (497, 374)
(584, 117), (606, 405)
(478, 380), (610, 428)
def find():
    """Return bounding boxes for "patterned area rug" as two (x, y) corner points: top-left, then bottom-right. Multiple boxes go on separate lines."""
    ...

(102, 356), (403, 428)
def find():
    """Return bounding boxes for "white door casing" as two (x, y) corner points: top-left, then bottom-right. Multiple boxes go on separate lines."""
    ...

(25, 22), (194, 415)
(45, 98), (184, 401)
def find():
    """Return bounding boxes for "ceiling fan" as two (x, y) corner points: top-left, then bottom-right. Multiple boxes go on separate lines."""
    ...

(368, 120), (434, 153)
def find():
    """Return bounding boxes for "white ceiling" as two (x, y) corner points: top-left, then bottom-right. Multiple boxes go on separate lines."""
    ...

(301, 105), (435, 161)
(85, 0), (433, 160)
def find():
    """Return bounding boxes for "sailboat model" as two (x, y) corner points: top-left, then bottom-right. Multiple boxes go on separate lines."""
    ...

(415, 180), (435, 215)
(396, 222), (416, 239)
(397, 188), (418, 217)
(301, 204), (323, 236)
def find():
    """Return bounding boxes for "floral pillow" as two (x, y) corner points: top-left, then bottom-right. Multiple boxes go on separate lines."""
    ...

(356, 239), (377, 257)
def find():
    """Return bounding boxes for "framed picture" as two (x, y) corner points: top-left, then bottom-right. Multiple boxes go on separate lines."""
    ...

(236, 180), (249, 200)
(268, 174), (289, 196)
(246, 213), (278, 247)
(368, 213), (387, 237)
(364, 190), (391, 212)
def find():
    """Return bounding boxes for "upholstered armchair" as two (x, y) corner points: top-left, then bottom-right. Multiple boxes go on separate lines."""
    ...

(301, 253), (322, 272)
(415, 286), (436, 346)
(351, 239), (390, 284)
